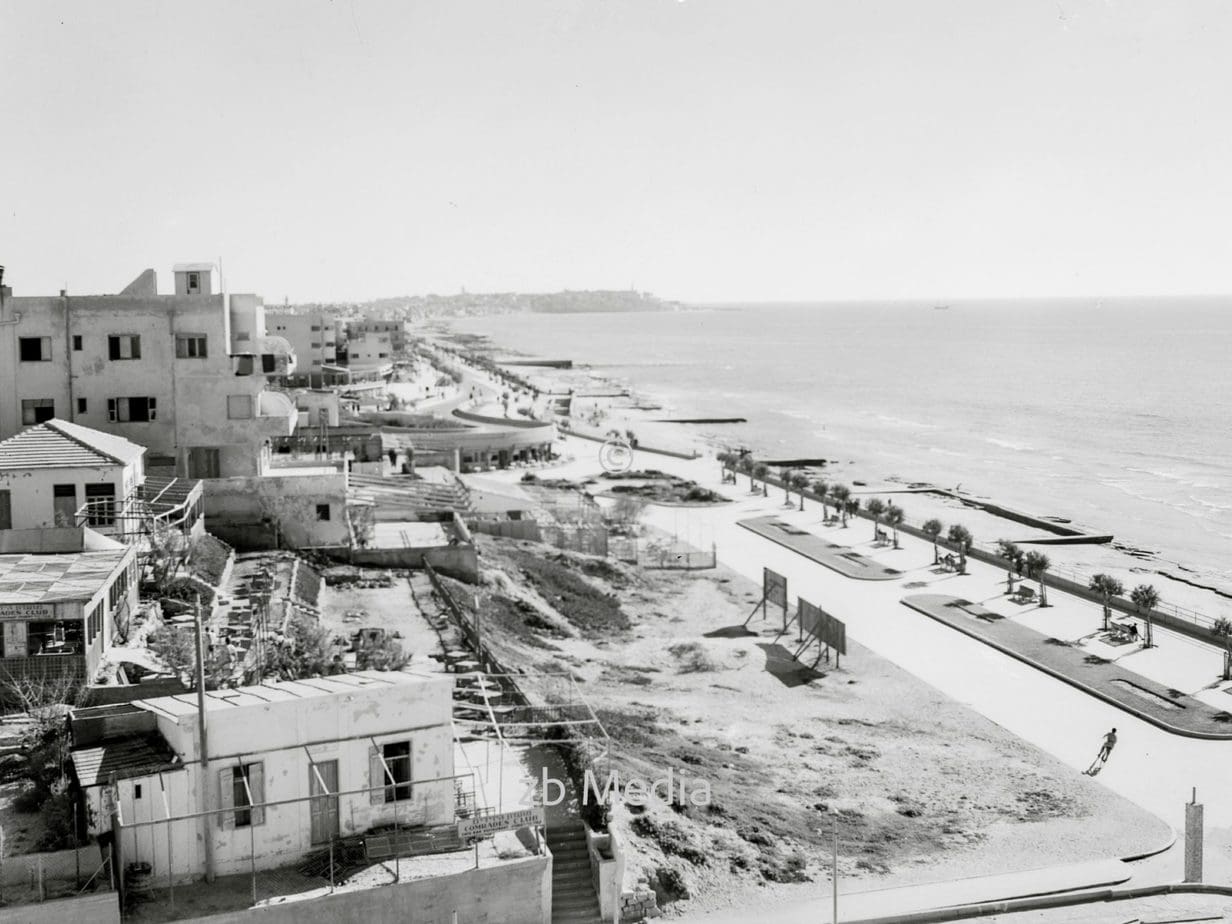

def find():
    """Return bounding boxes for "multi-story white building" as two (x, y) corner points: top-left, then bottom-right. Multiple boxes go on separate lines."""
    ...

(267, 312), (339, 373)
(0, 265), (298, 479)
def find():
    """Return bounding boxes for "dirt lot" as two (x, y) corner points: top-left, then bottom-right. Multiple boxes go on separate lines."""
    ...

(457, 534), (1169, 917)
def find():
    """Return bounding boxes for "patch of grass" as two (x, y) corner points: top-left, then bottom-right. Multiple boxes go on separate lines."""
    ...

(508, 552), (630, 634)
(667, 642), (720, 673)
(630, 815), (708, 865)
(486, 594), (564, 648)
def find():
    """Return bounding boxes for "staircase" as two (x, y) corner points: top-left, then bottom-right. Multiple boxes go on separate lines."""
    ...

(350, 473), (475, 516)
(547, 821), (603, 924)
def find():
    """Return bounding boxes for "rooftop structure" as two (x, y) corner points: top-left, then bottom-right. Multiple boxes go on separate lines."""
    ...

(0, 418), (145, 470)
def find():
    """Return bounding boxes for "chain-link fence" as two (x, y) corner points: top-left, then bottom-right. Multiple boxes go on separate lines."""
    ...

(113, 770), (507, 921)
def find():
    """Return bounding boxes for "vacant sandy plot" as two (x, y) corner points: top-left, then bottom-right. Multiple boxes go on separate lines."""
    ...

(463, 535), (1168, 918)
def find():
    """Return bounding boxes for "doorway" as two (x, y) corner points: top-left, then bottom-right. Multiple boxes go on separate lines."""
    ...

(309, 759), (339, 844)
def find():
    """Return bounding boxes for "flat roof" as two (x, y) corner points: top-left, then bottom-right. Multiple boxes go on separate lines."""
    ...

(172, 262), (215, 272)
(135, 669), (447, 720)
(71, 734), (181, 786)
(0, 548), (130, 604)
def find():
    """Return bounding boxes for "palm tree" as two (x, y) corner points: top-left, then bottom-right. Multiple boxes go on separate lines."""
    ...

(830, 485), (851, 527)
(753, 462), (770, 497)
(922, 518), (943, 563)
(997, 540), (1021, 590)
(884, 503), (904, 548)
(717, 451), (737, 482)
(947, 525), (973, 574)
(1130, 584), (1160, 647)
(790, 472), (810, 510)
(1023, 550), (1051, 606)
(1213, 617), (1232, 681)
(865, 498), (886, 540)
(739, 456), (755, 491)
(813, 480), (829, 519)
(1088, 573), (1124, 631)
(782, 468), (796, 504)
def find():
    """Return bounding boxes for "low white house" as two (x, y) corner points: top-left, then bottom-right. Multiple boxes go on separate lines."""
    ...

(0, 419), (145, 531)
(70, 670), (458, 881)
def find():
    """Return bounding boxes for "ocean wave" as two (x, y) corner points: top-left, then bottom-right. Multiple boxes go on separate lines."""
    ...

(985, 437), (1034, 452)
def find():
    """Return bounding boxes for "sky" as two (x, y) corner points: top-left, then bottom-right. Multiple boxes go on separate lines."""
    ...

(2, 0), (1231, 304)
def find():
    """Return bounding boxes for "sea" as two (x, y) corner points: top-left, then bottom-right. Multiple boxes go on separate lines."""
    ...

(448, 299), (1232, 598)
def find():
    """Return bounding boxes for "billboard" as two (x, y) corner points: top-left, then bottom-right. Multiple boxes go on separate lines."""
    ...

(763, 568), (788, 622)
(797, 597), (846, 656)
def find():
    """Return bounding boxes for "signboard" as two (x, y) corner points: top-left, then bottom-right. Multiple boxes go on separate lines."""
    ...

(0, 603), (56, 622)
(3, 622), (27, 658)
(457, 806), (545, 840)
(797, 596), (846, 657)
(763, 568), (788, 625)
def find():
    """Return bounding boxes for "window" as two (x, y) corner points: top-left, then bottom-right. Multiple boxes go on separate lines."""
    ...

(52, 484), (77, 526)
(21, 399), (54, 425)
(107, 397), (157, 422)
(175, 334), (208, 358)
(261, 354), (276, 373)
(310, 325), (321, 332)
(220, 763), (265, 828)
(77, 398), (87, 414)
(234, 331), (251, 342)
(134, 784), (142, 799)
(84, 483), (116, 527)
(187, 272), (200, 290)
(378, 353), (389, 359)
(107, 335), (141, 360)
(72, 335), (83, 351)
(227, 395), (254, 419)
(316, 504), (331, 521)
(311, 359), (321, 367)
(373, 741), (412, 803)
(310, 342), (320, 349)
(187, 448), (220, 479)
(18, 337), (51, 362)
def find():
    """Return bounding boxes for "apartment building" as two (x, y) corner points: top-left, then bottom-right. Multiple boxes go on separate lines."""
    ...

(0, 265), (298, 479)
(267, 312), (339, 372)
(345, 318), (411, 354)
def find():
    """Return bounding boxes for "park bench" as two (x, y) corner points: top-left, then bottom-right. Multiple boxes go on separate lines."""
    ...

(1014, 585), (1036, 603)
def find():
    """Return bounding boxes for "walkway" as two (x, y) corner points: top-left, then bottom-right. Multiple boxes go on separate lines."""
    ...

(902, 594), (1232, 738)
(740, 515), (906, 580)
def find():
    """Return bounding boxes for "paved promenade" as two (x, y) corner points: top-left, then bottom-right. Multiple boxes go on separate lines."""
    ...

(739, 515), (905, 580)
(902, 593), (1232, 738)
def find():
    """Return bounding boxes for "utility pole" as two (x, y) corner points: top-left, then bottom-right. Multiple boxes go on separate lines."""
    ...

(195, 596), (215, 882)
(832, 826), (839, 923)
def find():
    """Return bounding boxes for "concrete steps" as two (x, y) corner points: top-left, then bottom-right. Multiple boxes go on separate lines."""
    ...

(547, 822), (603, 924)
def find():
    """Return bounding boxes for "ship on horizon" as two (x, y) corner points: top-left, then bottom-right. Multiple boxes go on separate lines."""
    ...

(933, 304), (950, 310)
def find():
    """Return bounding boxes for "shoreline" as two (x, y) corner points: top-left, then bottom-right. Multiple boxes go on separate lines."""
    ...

(428, 324), (1232, 625)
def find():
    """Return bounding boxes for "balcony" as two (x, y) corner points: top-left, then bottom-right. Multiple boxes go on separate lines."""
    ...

(231, 335), (298, 378)
(74, 477), (204, 543)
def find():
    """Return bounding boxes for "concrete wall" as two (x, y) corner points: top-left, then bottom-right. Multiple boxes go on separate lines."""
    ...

(171, 855), (551, 924)
(268, 314), (337, 372)
(202, 472), (350, 550)
(0, 891), (119, 924)
(346, 544), (480, 584)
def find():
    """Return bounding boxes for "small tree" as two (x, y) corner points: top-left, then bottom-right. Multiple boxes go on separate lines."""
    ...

(813, 480), (829, 519)
(884, 503), (904, 549)
(610, 495), (648, 533)
(1089, 573), (1124, 631)
(781, 469), (796, 505)
(1130, 584), (1160, 648)
(997, 540), (1022, 591)
(923, 518), (943, 564)
(753, 463), (770, 497)
(790, 472), (810, 510)
(1213, 617), (1232, 681)
(830, 485), (852, 527)
(1023, 550), (1051, 606)
(739, 456), (756, 491)
(865, 498), (886, 540)
(947, 525), (973, 574)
